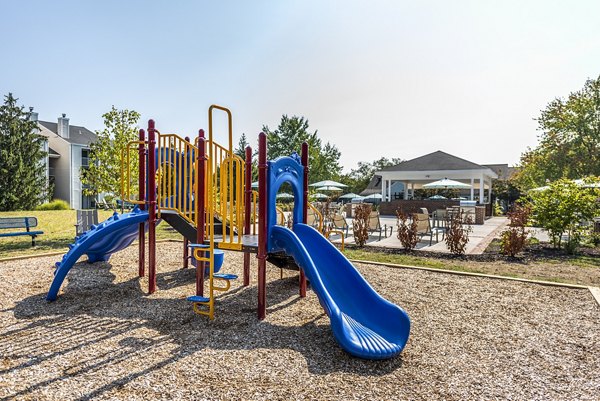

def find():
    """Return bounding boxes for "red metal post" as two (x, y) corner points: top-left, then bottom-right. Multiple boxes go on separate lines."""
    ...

(299, 142), (308, 298)
(243, 146), (252, 286)
(147, 120), (157, 294)
(196, 129), (206, 296)
(138, 129), (146, 277)
(257, 133), (267, 320)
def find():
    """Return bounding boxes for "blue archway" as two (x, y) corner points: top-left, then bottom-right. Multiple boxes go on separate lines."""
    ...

(267, 152), (304, 253)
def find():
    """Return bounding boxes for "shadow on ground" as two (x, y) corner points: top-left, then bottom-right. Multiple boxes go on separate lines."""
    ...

(1, 260), (403, 400)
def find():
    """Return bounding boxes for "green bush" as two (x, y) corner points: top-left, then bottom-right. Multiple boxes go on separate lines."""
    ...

(529, 177), (600, 252)
(36, 199), (70, 211)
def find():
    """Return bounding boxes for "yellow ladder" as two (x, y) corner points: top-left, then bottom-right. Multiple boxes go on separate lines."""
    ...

(187, 244), (237, 320)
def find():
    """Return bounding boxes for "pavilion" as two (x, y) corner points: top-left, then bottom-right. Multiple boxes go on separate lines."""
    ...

(366, 151), (501, 203)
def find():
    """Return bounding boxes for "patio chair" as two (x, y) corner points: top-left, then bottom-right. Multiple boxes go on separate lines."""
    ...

(75, 209), (99, 237)
(414, 212), (435, 245)
(330, 213), (350, 236)
(368, 211), (392, 241)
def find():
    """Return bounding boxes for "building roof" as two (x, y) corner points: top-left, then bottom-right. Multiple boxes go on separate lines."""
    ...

(482, 164), (516, 180)
(38, 121), (97, 146)
(379, 150), (486, 172)
(48, 147), (61, 158)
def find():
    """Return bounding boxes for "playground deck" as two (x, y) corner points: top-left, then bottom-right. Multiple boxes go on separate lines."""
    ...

(1, 242), (598, 400)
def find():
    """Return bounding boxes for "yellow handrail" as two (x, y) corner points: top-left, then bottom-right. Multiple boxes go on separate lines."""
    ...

(120, 140), (147, 205)
(325, 229), (345, 251)
(308, 203), (324, 233)
(276, 206), (286, 226)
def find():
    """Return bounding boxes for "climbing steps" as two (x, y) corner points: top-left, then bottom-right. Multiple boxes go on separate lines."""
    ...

(186, 243), (238, 319)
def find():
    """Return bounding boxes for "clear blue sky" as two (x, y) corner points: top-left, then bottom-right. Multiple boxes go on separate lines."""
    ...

(1, 1), (598, 172)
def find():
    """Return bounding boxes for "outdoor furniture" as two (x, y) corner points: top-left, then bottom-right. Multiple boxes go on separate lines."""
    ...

(330, 213), (350, 236)
(368, 211), (392, 240)
(414, 213), (436, 245)
(75, 209), (99, 236)
(0, 217), (44, 246)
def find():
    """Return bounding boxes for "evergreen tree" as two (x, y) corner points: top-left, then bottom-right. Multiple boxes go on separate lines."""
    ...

(81, 106), (140, 199)
(262, 115), (342, 183)
(0, 93), (49, 211)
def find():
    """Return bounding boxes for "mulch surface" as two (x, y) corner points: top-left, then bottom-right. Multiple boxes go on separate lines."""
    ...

(0, 242), (598, 400)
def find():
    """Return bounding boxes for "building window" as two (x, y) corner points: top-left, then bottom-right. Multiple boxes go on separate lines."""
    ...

(82, 149), (90, 167)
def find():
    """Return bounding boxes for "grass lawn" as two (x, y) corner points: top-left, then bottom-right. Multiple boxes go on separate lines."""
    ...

(0, 210), (180, 258)
(343, 248), (600, 287)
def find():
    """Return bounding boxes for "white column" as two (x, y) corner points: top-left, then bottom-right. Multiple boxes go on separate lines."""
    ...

(403, 182), (408, 199)
(381, 178), (386, 201)
(410, 182), (415, 199)
(388, 180), (392, 201)
(470, 178), (474, 200)
(479, 174), (484, 204)
(488, 178), (493, 204)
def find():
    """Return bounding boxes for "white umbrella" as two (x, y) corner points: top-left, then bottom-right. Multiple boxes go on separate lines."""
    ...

(309, 180), (348, 188)
(428, 195), (447, 200)
(276, 193), (294, 199)
(315, 185), (343, 192)
(423, 178), (471, 189)
(311, 193), (328, 200)
(251, 181), (259, 188)
(339, 192), (360, 199)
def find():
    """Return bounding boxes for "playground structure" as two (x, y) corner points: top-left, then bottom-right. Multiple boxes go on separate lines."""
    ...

(47, 105), (410, 360)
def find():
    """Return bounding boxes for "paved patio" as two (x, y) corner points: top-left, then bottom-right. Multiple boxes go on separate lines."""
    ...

(329, 216), (508, 255)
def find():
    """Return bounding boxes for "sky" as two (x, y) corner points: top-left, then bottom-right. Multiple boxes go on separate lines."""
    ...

(1, 0), (599, 172)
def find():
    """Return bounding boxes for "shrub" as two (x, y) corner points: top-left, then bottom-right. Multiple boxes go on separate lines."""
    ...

(500, 204), (531, 256)
(529, 177), (600, 251)
(36, 199), (70, 211)
(352, 203), (371, 247)
(396, 209), (418, 250)
(445, 212), (472, 255)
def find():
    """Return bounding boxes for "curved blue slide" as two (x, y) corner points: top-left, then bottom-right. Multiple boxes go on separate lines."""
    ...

(47, 207), (149, 301)
(271, 224), (410, 360)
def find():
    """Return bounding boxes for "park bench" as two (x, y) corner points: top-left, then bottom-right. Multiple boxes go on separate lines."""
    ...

(0, 217), (44, 246)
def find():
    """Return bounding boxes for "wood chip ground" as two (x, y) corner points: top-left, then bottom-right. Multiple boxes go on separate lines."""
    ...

(0, 242), (598, 400)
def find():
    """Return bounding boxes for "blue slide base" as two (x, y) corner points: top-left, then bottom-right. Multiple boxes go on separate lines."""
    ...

(270, 224), (410, 360)
(47, 207), (150, 301)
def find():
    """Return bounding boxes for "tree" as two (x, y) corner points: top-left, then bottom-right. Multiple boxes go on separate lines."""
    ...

(81, 106), (141, 199)
(529, 178), (600, 251)
(0, 93), (49, 211)
(515, 76), (600, 189)
(262, 115), (342, 183)
(340, 157), (403, 194)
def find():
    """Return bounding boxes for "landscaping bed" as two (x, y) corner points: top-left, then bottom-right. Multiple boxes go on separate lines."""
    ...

(1, 242), (598, 400)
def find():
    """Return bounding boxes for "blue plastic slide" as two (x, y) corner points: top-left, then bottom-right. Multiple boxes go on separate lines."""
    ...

(271, 224), (410, 359)
(47, 207), (149, 301)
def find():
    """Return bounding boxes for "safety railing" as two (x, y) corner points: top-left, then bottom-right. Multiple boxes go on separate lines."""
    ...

(308, 203), (324, 233)
(205, 105), (245, 251)
(120, 140), (147, 206)
(156, 133), (197, 225)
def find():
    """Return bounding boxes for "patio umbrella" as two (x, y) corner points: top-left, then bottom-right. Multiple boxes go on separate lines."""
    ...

(338, 192), (360, 199)
(428, 195), (447, 200)
(276, 193), (294, 199)
(315, 185), (344, 192)
(251, 181), (259, 188)
(362, 193), (383, 203)
(309, 180), (348, 188)
(311, 193), (328, 200)
(423, 178), (471, 189)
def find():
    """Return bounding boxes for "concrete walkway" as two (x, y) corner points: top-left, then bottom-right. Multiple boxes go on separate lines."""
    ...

(329, 216), (509, 255)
